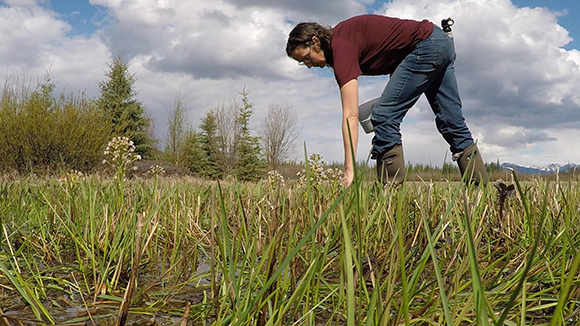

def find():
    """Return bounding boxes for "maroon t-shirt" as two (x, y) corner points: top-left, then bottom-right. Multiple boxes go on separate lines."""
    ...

(331, 15), (434, 88)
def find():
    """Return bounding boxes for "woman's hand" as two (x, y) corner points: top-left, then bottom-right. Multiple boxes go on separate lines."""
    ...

(342, 168), (354, 187)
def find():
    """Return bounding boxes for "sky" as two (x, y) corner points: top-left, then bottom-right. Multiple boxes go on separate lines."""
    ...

(1, 0), (579, 169)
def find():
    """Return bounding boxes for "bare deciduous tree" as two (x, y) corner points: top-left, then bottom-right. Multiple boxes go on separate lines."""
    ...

(165, 92), (189, 165)
(261, 102), (300, 170)
(214, 100), (240, 172)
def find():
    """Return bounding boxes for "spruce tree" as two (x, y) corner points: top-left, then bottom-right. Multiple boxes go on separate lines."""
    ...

(181, 130), (204, 175)
(196, 110), (223, 179)
(234, 88), (266, 182)
(97, 54), (153, 158)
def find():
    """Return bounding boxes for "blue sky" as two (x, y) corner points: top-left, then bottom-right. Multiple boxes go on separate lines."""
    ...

(41, 0), (102, 36)
(2, 0), (580, 168)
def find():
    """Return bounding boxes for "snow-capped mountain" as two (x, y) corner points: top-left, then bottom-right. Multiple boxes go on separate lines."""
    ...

(500, 163), (580, 174)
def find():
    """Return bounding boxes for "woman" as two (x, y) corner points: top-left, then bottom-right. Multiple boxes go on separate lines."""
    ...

(286, 14), (487, 186)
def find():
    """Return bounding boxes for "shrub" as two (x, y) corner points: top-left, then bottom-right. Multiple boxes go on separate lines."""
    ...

(0, 74), (111, 174)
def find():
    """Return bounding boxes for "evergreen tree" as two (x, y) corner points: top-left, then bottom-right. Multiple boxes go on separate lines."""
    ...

(97, 54), (153, 158)
(182, 130), (204, 175)
(233, 88), (266, 181)
(196, 110), (224, 179)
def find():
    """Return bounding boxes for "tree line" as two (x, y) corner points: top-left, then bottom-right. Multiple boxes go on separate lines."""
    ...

(0, 55), (300, 182)
(0, 54), (517, 182)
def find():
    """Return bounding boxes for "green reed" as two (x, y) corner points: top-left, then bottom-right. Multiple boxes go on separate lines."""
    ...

(0, 166), (579, 325)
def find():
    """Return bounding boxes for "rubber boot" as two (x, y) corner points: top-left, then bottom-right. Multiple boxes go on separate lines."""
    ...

(376, 145), (405, 185)
(455, 143), (488, 186)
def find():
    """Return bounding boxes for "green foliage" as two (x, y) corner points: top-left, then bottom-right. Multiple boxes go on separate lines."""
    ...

(181, 130), (204, 174)
(184, 111), (224, 179)
(2, 171), (580, 324)
(96, 54), (153, 158)
(233, 88), (266, 182)
(0, 73), (111, 174)
(487, 158), (503, 173)
(183, 88), (266, 181)
(441, 161), (459, 175)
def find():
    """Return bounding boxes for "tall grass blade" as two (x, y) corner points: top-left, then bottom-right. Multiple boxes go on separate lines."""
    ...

(462, 188), (489, 326)
(233, 182), (351, 324)
(115, 212), (145, 326)
(496, 171), (548, 326)
(339, 206), (356, 326)
(420, 212), (453, 326)
(395, 192), (411, 325)
(0, 260), (54, 323)
(549, 248), (580, 326)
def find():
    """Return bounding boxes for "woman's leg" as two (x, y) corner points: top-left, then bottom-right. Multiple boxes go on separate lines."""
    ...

(424, 30), (474, 154)
(371, 27), (457, 158)
(423, 28), (486, 184)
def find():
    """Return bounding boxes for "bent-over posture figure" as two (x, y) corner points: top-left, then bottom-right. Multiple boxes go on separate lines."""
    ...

(286, 14), (487, 186)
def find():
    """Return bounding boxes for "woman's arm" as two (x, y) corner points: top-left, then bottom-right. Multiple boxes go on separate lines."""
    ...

(339, 79), (359, 186)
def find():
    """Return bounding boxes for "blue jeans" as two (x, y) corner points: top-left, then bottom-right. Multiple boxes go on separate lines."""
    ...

(371, 26), (474, 159)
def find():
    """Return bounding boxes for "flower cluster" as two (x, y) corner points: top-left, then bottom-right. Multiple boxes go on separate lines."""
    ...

(103, 137), (142, 166)
(146, 165), (166, 177)
(102, 136), (142, 180)
(267, 170), (285, 190)
(297, 154), (345, 187)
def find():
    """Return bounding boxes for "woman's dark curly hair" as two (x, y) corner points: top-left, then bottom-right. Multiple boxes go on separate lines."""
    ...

(286, 22), (334, 67)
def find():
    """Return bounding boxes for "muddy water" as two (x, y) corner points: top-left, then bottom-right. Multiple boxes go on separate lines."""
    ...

(0, 263), (214, 325)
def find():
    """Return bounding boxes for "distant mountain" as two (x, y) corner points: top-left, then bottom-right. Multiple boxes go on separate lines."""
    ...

(500, 162), (580, 174)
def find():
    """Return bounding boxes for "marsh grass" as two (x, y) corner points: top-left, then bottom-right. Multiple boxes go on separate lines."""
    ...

(0, 167), (579, 325)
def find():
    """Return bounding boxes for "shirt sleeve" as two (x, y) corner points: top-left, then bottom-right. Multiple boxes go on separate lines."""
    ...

(332, 37), (362, 88)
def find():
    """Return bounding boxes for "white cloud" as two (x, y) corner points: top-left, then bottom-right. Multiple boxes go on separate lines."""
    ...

(47, 35), (111, 93)
(0, 5), (71, 69)
(94, 1), (292, 80)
